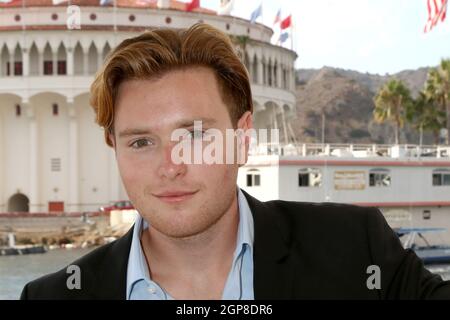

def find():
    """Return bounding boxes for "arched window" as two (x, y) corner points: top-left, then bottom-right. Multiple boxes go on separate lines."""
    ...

(88, 42), (97, 74)
(73, 42), (83, 75)
(1, 44), (10, 76)
(29, 43), (39, 75)
(273, 61), (278, 87)
(369, 168), (391, 187)
(13, 44), (22, 76)
(57, 43), (67, 75)
(262, 58), (266, 85)
(298, 168), (322, 187)
(244, 52), (250, 73)
(267, 59), (272, 86)
(43, 43), (53, 75)
(252, 54), (258, 83)
(8, 193), (30, 212)
(102, 42), (111, 62)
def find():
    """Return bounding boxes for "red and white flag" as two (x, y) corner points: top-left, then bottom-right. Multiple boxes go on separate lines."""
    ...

(185, 0), (200, 12)
(424, 0), (448, 33)
(280, 15), (292, 30)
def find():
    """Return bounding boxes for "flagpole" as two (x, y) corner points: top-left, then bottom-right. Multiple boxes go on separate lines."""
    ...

(114, 0), (117, 33)
(21, 0), (26, 46)
(22, 0), (26, 78)
(260, 1), (263, 41)
(113, 0), (118, 48)
(21, 0), (25, 31)
(290, 18), (294, 51)
(294, 18), (297, 53)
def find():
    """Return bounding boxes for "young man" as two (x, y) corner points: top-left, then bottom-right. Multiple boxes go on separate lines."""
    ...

(21, 23), (450, 299)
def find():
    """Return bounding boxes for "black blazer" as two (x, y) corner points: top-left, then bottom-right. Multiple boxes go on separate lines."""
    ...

(20, 190), (450, 299)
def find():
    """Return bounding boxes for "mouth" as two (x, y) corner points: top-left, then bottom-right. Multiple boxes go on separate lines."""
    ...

(152, 190), (199, 203)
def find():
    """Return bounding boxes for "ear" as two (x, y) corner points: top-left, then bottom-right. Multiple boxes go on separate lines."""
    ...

(237, 111), (253, 132)
(236, 111), (253, 167)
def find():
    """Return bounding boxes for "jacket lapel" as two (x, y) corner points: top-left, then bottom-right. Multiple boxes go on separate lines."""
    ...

(242, 189), (296, 299)
(93, 225), (134, 299)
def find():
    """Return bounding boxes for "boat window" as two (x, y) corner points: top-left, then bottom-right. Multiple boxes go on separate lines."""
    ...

(432, 169), (450, 186)
(246, 169), (261, 187)
(369, 168), (391, 187)
(298, 168), (322, 187)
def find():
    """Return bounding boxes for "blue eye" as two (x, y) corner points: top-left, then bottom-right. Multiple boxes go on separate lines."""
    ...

(130, 138), (153, 149)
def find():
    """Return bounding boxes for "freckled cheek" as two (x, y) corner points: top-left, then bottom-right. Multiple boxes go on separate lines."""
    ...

(195, 164), (233, 183)
(117, 154), (156, 186)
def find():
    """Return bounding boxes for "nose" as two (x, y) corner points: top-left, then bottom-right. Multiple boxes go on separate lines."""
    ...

(157, 142), (187, 180)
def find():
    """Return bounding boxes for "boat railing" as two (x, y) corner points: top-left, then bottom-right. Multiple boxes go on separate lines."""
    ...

(248, 143), (450, 159)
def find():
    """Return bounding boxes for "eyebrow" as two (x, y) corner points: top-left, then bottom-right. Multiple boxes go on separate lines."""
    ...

(176, 117), (217, 128)
(118, 128), (153, 139)
(117, 117), (217, 139)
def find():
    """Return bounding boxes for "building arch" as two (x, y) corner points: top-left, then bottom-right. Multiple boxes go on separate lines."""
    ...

(252, 54), (258, 84)
(43, 42), (52, 75)
(261, 56), (267, 85)
(102, 42), (112, 61)
(267, 58), (272, 86)
(73, 42), (83, 75)
(13, 44), (22, 76)
(56, 42), (67, 75)
(1, 44), (10, 76)
(273, 59), (279, 87)
(8, 193), (29, 212)
(88, 42), (98, 74)
(29, 42), (39, 75)
(243, 51), (250, 74)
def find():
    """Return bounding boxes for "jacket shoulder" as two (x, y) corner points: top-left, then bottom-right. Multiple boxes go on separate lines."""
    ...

(20, 234), (130, 300)
(264, 199), (379, 229)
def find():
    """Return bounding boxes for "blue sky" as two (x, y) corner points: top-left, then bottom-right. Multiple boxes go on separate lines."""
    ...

(197, 0), (450, 75)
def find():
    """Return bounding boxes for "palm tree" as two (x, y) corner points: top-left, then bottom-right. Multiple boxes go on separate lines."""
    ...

(406, 91), (445, 145)
(373, 79), (413, 144)
(426, 59), (450, 144)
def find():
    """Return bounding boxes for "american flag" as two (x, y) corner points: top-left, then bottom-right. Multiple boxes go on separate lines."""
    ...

(424, 0), (448, 33)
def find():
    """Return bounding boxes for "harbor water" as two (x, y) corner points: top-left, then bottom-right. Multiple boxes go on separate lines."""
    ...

(0, 248), (95, 300)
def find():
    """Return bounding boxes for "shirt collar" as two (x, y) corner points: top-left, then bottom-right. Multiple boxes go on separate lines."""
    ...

(235, 187), (254, 257)
(126, 212), (150, 299)
(126, 186), (254, 299)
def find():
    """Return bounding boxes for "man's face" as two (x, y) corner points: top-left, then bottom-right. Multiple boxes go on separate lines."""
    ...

(112, 66), (252, 239)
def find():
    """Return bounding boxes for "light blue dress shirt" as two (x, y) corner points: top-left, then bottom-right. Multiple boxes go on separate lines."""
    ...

(126, 187), (255, 300)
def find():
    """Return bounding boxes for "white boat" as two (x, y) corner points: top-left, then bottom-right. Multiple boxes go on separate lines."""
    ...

(238, 143), (450, 244)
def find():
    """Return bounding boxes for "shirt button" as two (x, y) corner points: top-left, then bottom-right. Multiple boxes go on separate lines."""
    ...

(148, 287), (156, 294)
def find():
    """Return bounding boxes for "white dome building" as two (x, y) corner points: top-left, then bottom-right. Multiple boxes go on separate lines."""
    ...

(0, 0), (297, 213)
